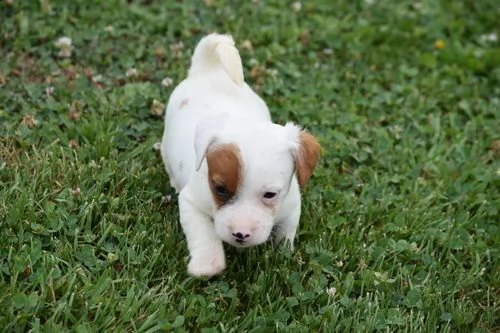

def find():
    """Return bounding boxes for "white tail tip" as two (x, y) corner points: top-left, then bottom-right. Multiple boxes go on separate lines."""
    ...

(189, 33), (244, 86)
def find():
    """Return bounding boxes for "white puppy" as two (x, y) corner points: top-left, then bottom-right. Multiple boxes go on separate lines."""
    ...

(160, 33), (320, 277)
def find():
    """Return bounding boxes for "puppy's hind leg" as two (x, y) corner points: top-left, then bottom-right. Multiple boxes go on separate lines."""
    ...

(178, 190), (226, 277)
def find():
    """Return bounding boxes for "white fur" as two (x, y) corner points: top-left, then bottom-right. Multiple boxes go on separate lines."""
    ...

(161, 33), (307, 277)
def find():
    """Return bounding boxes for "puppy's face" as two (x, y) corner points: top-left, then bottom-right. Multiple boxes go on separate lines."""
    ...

(196, 119), (320, 247)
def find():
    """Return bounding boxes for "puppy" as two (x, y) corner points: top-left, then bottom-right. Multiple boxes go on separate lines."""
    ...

(160, 33), (320, 277)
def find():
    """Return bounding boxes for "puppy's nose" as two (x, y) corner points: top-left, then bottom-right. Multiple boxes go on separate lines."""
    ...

(232, 230), (251, 243)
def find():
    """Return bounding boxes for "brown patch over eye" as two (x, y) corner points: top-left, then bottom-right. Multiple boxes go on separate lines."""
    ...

(206, 144), (242, 208)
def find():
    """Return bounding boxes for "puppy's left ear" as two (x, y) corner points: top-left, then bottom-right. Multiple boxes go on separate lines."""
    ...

(194, 114), (228, 171)
(285, 123), (321, 188)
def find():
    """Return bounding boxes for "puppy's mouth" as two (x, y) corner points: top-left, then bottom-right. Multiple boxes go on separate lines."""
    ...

(235, 238), (246, 245)
(225, 236), (268, 248)
(227, 239), (252, 248)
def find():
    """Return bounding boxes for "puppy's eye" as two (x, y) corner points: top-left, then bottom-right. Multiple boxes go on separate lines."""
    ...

(263, 192), (277, 199)
(214, 184), (230, 198)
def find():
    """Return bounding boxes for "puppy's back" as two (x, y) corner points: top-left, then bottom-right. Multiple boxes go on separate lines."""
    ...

(161, 34), (270, 192)
(188, 33), (244, 86)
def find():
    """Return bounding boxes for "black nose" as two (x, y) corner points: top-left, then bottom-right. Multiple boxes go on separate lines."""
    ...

(232, 232), (250, 240)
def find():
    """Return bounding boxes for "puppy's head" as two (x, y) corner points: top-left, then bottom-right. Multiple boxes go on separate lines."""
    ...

(195, 118), (320, 247)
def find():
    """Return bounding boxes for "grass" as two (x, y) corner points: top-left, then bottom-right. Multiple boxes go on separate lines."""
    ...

(1, 0), (499, 331)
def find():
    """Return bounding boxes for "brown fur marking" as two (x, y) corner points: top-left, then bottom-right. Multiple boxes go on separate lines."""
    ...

(295, 131), (320, 188)
(206, 144), (242, 208)
(179, 98), (189, 110)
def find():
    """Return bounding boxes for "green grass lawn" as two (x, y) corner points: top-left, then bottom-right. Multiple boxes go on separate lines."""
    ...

(1, 0), (499, 331)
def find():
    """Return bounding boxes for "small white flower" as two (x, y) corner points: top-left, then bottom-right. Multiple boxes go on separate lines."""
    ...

(241, 40), (253, 51)
(374, 271), (396, 285)
(21, 114), (38, 128)
(106, 252), (118, 263)
(170, 41), (184, 51)
(55, 36), (72, 48)
(104, 25), (114, 33)
(161, 77), (174, 87)
(413, 2), (423, 11)
(55, 36), (73, 58)
(170, 41), (184, 57)
(266, 68), (278, 77)
(45, 86), (55, 96)
(150, 99), (165, 117)
(92, 74), (104, 82)
(291, 1), (302, 12)
(390, 125), (404, 139)
(126, 68), (138, 78)
(323, 48), (334, 55)
(249, 58), (259, 66)
(480, 33), (498, 43)
(326, 287), (337, 298)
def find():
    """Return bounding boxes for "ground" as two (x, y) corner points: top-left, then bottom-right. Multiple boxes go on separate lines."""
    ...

(1, 0), (499, 331)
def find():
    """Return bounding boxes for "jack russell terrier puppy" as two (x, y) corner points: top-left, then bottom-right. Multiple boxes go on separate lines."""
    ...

(160, 33), (320, 277)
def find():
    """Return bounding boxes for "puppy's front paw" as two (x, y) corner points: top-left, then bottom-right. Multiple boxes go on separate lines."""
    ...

(187, 251), (226, 277)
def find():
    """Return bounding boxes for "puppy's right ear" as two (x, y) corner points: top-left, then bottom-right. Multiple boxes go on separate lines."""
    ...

(194, 114), (227, 171)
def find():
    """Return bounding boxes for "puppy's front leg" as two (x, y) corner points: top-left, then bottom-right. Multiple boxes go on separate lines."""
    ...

(274, 204), (301, 251)
(179, 190), (226, 277)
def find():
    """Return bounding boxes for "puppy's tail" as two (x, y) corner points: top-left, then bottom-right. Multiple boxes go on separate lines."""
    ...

(188, 33), (244, 86)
